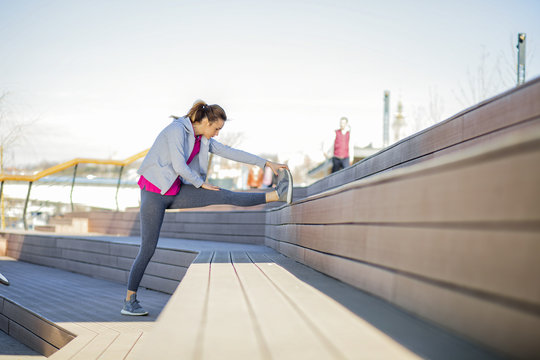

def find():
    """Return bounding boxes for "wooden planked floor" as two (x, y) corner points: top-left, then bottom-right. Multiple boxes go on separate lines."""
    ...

(0, 256), (170, 359)
(129, 250), (501, 360)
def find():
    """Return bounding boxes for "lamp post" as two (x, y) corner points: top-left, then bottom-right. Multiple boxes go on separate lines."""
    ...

(517, 33), (526, 86)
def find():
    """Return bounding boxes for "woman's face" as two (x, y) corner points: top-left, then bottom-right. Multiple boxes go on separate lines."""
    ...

(201, 117), (225, 139)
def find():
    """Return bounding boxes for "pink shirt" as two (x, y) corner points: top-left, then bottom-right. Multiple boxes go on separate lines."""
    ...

(138, 135), (202, 195)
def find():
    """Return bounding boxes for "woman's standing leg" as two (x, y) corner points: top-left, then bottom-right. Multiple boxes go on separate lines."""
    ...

(122, 190), (172, 315)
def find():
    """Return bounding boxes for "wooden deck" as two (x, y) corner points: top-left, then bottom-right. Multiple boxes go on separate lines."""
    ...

(1, 242), (500, 359)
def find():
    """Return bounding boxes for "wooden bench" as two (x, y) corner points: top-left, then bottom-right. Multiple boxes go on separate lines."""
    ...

(0, 241), (497, 359)
(127, 249), (498, 359)
(265, 125), (540, 359)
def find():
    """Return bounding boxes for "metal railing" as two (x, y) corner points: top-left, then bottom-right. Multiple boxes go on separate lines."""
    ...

(0, 149), (148, 230)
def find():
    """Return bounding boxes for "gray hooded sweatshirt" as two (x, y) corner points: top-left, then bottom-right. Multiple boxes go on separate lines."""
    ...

(137, 117), (267, 195)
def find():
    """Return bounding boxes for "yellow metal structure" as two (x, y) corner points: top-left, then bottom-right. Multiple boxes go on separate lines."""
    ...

(0, 149), (149, 229)
(0, 149), (149, 182)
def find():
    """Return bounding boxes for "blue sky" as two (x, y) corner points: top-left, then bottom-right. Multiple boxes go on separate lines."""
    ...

(1, 0), (539, 168)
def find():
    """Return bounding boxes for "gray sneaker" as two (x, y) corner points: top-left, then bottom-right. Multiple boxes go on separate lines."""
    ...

(121, 294), (148, 316)
(0, 272), (9, 286)
(276, 169), (293, 204)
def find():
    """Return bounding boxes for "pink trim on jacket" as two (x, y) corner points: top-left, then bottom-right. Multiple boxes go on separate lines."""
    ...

(138, 135), (202, 195)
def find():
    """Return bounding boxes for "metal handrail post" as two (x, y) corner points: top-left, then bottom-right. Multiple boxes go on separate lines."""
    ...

(70, 164), (78, 212)
(23, 182), (33, 230)
(115, 165), (124, 211)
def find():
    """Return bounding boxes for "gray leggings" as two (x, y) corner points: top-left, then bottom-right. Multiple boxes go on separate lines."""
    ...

(127, 185), (266, 291)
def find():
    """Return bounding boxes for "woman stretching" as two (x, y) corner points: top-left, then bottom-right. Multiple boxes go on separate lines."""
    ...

(121, 100), (293, 315)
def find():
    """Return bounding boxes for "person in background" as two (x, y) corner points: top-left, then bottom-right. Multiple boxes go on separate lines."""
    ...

(331, 116), (351, 173)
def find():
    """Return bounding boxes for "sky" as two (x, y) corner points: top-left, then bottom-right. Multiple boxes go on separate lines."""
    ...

(1, 0), (539, 169)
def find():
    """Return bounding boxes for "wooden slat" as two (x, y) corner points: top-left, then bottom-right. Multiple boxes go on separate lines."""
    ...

(200, 251), (264, 359)
(151, 248), (198, 267)
(2, 300), (74, 349)
(61, 249), (118, 267)
(8, 320), (59, 357)
(167, 210), (266, 225)
(158, 231), (265, 245)
(128, 252), (213, 359)
(139, 274), (180, 294)
(276, 146), (540, 226)
(400, 116), (540, 171)
(248, 252), (421, 359)
(231, 252), (336, 359)
(48, 323), (97, 360)
(55, 238), (111, 254)
(66, 322), (119, 360)
(0, 313), (8, 333)
(161, 222), (264, 236)
(99, 330), (143, 360)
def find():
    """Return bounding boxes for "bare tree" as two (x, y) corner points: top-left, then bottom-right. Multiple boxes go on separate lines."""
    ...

(411, 105), (428, 134)
(207, 131), (245, 178)
(0, 93), (35, 229)
(216, 131), (245, 148)
(0, 93), (20, 173)
(455, 36), (536, 109)
(454, 47), (506, 108)
(428, 86), (444, 124)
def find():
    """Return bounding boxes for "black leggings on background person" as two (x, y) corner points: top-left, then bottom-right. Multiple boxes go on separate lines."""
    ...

(331, 156), (350, 173)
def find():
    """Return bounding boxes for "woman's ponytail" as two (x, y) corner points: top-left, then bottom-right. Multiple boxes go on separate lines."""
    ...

(185, 99), (227, 124)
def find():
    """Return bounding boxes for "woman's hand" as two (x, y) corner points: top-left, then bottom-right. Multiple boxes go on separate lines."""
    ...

(201, 182), (220, 191)
(266, 161), (289, 176)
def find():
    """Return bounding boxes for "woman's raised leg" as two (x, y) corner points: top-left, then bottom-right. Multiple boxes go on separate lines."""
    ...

(170, 185), (267, 209)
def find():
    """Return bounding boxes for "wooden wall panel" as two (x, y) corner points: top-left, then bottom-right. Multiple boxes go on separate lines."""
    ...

(1, 232), (196, 294)
(282, 141), (540, 226)
(265, 125), (540, 358)
(266, 224), (540, 305)
(299, 246), (540, 358)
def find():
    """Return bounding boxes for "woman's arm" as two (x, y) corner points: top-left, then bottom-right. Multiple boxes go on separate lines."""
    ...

(210, 139), (288, 175)
(209, 139), (267, 168)
(167, 124), (205, 188)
